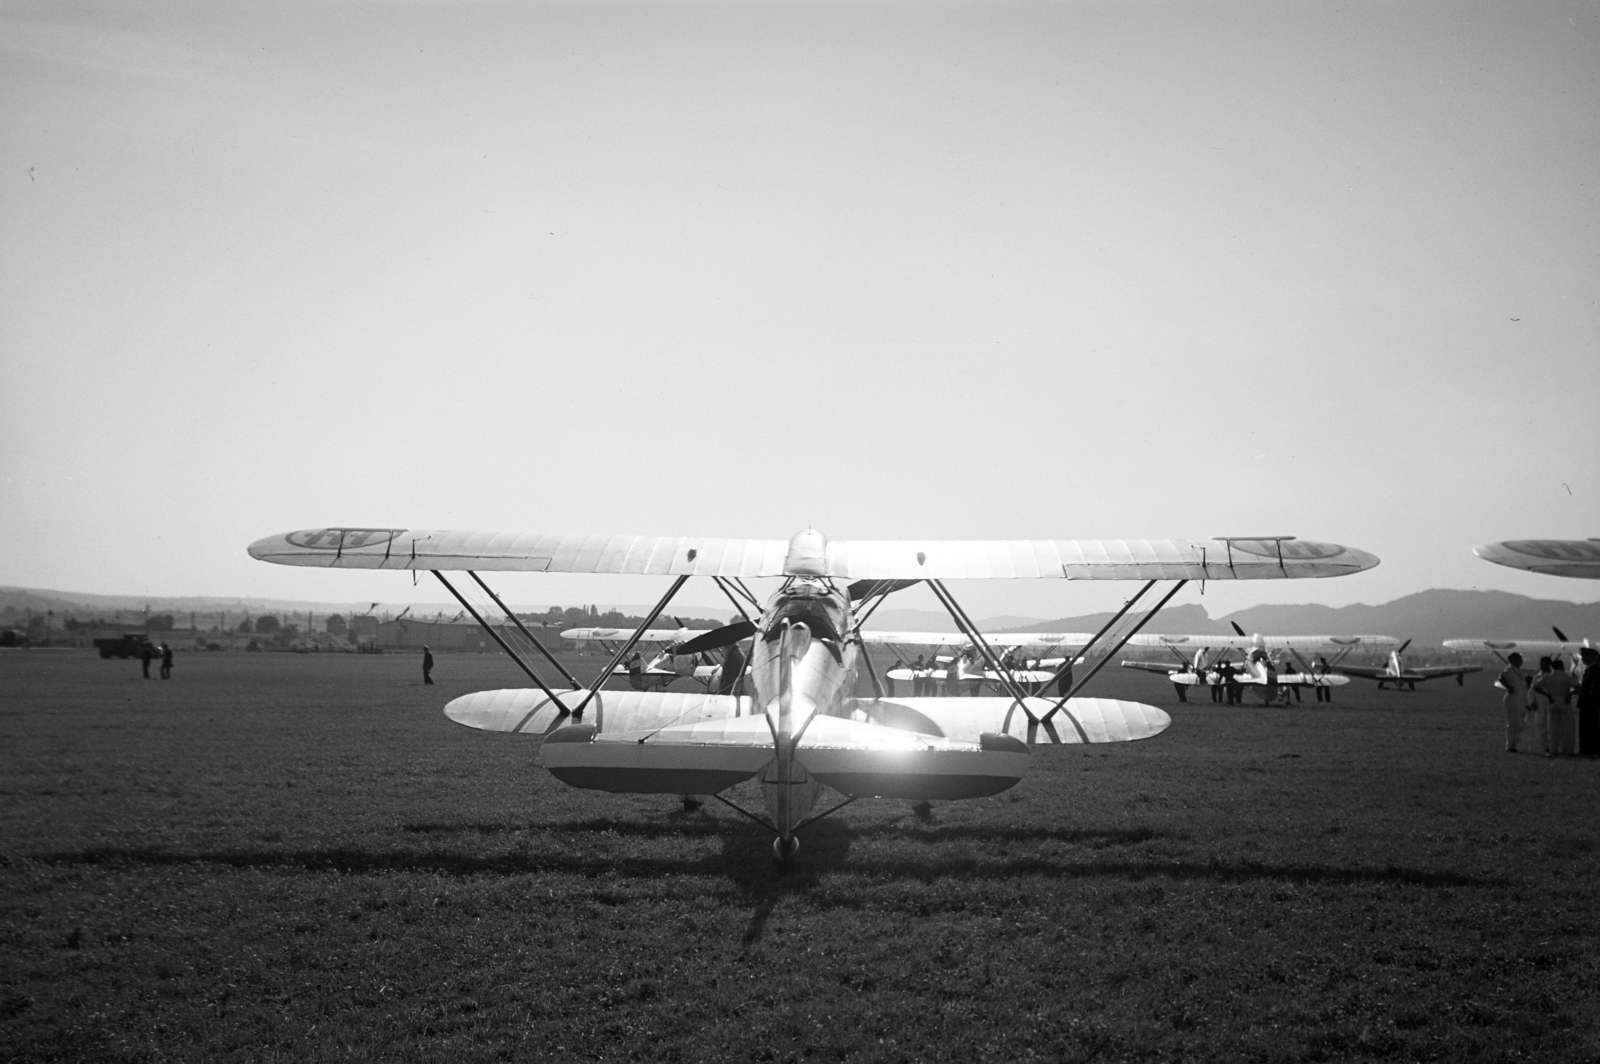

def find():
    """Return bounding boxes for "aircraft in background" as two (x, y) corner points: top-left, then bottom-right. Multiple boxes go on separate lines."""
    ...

(1120, 622), (1396, 702)
(866, 631), (1092, 694)
(562, 623), (738, 692)
(1336, 639), (1482, 690)
(1443, 627), (1592, 673)
(1474, 540), (1600, 580)
(249, 526), (1379, 861)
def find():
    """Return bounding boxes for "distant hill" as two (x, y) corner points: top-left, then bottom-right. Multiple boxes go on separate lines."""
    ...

(1018, 590), (1599, 648)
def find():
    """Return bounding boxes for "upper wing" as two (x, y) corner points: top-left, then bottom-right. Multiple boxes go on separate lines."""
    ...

(1130, 633), (1399, 650)
(562, 627), (691, 643)
(248, 529), (1378, 580)
(861, 630), (1095, 647)
(1442, 639), (1580, 654)
(1474, 540), (1600, 579)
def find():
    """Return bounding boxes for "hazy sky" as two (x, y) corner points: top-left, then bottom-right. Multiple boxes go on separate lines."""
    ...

(3, 0), (1597, 620)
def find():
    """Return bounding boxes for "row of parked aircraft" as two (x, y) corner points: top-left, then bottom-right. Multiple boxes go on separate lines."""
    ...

(247, 529), (1595, 861)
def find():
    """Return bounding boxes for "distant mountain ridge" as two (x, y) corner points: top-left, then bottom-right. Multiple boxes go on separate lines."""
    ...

(1015, 590), (1599, 648)
(4, 585), (1596, 647)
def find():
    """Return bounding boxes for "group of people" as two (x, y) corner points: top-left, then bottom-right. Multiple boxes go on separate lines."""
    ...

(1499, 648), (1600, 756)
(139, 642), (174, 680)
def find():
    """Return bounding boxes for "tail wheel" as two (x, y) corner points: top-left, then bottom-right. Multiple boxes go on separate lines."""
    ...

(772, 835), (800, 863)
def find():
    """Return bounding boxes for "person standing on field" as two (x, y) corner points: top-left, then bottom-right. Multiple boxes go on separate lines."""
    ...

(1531, 657), (1555, 753)
(422, 645), (434, 686)
(1535, 658), (1575, 757)
(1578, 647), (1600, 756)
(159, 642), (173, 680)
(1499, 653), (1528, 753)
(140, 643), (154, 680)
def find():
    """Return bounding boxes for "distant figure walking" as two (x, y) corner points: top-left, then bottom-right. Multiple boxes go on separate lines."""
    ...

(140, 643), (154, 680)
(1313, 656), (1333, 703)
(159, 643), (173, 680)
(1578, 647), (1600, 756)
(1209, 664), (1224, 704)
(1536, 658), (1575, 756)
(1499, 653), (1528, 752)
(422, 645), (435, 686)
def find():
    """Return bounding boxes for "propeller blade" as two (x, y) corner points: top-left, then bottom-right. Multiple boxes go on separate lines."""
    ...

(1398, 638), (1413, 655)
(847, 578), (921, 602)
(1554, 626), (1570, 643)
(1230, 621), (1247, 638)
(671, 620), (757, 656)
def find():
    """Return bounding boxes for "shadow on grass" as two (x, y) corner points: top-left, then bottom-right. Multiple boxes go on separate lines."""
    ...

(24, 834), (1492, 890)
(400, 818), (1167, 846)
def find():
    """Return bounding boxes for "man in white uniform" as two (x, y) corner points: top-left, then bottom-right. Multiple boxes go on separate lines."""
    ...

(1499, 653), (1527, 753)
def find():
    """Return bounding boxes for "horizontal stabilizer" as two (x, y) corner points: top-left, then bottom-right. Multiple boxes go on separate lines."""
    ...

(872, 696), (1170, 745)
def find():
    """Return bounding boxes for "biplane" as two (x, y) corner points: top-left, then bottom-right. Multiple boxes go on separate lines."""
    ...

(1335, 640), (1482, 690)
(248, 528), (1379, 861)
(1474, 539), (1600, 580)
(1120, 623), (1396, 702)
(561, 625), (736, 692)
(1443, 627), (1593, 673)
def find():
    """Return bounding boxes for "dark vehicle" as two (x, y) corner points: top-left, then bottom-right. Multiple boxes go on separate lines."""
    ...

(0, 630), (27, 648)
(94, 633), (158, 659)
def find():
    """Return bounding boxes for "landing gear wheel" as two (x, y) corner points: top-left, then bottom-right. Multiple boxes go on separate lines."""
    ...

(772, 835), (800, 863)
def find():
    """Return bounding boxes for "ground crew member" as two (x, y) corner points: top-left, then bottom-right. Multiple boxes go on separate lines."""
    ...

(159, 643), (173, 680)
(140, 643), (154, 680)
(1536, 658), (1575, 756)
(1209, 663), (1224, 704)
(422, 645), (435, 686)
(1499, 653), (1528, 752)
(912, 654), (927, 696)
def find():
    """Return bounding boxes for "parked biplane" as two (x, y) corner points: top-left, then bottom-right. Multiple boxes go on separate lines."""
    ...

(248, 528), (1379, 861)
(561, 624), (737, 692)
(1120, 623), (1396, 702)
(1443, 627), (1593, 674)
(1474, 540), (1600, 580)
(865, 631), (1092, 695)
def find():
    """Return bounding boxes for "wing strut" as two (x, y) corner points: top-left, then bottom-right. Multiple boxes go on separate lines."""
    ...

(1028, 580), (1156, 714)
(467, 571), (582, 688)
(927, 579), (1035, 722)
(712, 577), (754, 622)
(1042, 580), (1189, 725)
(569, 575), (691, 720)
(432, 572), (564, 706)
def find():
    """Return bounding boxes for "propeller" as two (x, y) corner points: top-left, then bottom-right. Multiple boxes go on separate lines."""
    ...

(847, 578), (921, 602)
(1230, 621), (1247, 638)
(1554, 626), (1570, 643)
(1397, 638), (1412, 655)
(670, 620), (757, 656)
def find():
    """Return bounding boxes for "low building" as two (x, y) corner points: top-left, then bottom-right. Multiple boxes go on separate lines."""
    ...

(375, 619), (497, 652)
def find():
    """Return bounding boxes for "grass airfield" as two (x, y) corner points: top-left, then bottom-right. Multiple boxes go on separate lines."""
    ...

(2, 649), (1597, 1062)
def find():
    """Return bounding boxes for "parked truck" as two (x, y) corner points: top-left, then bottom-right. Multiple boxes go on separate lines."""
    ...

(95, 633), (158, 659)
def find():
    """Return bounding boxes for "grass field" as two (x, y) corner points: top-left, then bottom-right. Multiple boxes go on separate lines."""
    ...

(2, 648), (1598, 1062)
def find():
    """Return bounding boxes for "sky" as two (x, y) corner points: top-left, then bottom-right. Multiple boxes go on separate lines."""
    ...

(2, 0), (1597, 621)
